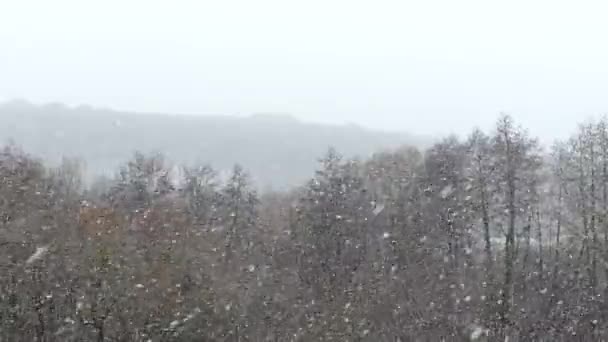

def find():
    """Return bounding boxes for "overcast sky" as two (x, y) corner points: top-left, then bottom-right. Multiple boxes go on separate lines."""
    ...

(1, 0), (607, 143)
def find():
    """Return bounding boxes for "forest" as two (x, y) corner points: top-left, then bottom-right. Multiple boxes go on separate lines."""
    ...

(1, 113), (608, 341)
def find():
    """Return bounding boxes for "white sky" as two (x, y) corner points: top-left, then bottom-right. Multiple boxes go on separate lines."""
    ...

(1, 0), (607, 142)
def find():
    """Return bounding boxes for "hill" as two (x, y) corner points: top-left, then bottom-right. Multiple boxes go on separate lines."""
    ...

(0, 100), (429, 189)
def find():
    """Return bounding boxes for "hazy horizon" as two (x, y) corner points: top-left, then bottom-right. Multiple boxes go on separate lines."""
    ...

(3, 0), (608, 143)
(0, 97), (435, 135)
(1, 96), (603, 146)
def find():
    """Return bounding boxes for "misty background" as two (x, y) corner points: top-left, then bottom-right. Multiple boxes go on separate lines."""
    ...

(0, 100), (429, 189)
(2, 0), (608, 145)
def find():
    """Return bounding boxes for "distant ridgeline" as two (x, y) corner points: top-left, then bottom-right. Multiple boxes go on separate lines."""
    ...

(0, 100), (428, 189)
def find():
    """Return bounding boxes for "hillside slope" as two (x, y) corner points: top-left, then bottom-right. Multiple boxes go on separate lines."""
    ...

(0, 100), (429, 189)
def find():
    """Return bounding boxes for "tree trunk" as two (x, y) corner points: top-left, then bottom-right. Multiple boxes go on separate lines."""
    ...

(603, 124), (608, 283)
(577, 141), (590, 268)
(501, 129), (516, 326)
(590, 136), (598, 288)
(554, 182), (562, 280)
(479, 172), (493, 277)
(521, 213), (532, 295)
(536, 209), (544, 277)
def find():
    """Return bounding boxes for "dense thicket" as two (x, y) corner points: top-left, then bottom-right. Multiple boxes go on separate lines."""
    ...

(1, 114), (608, 341)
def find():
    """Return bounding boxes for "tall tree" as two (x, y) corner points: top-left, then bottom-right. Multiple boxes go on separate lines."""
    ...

(492, 114), (543, 328)
(466, 129), (496, 275)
